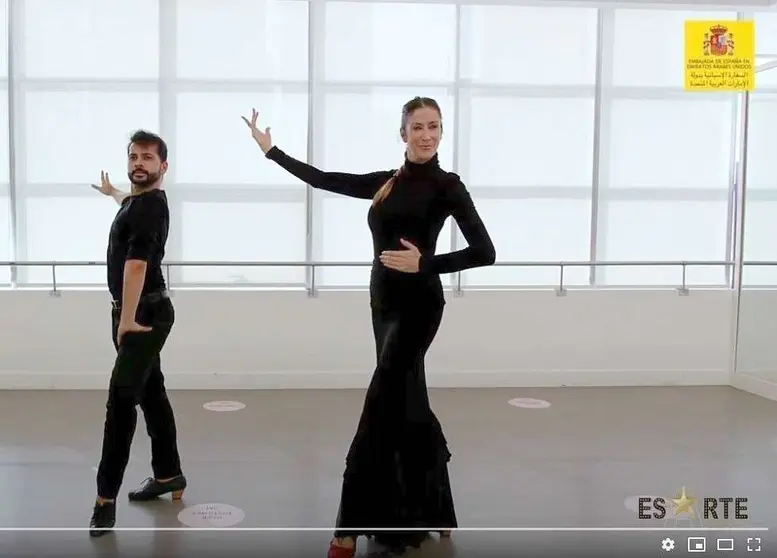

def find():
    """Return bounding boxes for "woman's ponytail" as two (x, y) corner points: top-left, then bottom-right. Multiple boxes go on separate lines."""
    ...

(372, 166), (403, 206)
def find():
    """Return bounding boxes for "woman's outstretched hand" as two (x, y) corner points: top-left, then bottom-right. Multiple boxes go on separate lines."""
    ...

(242, 108), (273, 154)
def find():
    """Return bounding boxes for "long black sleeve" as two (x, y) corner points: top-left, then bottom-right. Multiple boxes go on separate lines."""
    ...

(420, 179), (496, 275)
(265, 146), (392, 200)
(126, 194), (166, 262)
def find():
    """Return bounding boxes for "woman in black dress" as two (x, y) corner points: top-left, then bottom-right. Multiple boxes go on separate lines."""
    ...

(243, 97), (496, 557)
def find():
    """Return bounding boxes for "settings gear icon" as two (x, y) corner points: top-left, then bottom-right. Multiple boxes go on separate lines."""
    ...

(661, 537), (675, 551)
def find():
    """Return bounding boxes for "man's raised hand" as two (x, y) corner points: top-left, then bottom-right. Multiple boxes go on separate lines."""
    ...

(90, 171), (115, 196)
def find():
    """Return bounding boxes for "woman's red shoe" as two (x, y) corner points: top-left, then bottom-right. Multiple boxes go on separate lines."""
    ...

(327, 538), (356, 558)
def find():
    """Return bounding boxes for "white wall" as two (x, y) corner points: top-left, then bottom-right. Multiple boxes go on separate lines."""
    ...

(731, 290), (777, 401)
(0, 289), (735, 390)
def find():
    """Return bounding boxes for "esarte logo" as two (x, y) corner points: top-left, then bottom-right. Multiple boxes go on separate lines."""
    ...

(638, 486), (749, 522)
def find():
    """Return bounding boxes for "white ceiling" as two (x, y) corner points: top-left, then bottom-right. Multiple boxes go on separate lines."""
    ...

(603, 0), (774, 6)
(538, 0), (774, 7)
(367, 0), (776, 8)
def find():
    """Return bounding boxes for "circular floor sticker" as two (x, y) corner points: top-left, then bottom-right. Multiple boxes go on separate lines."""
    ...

(508, 398), (551, 409)
(203, 400), (246, 412)
(624, 495), (660, 514)
(178, 503), (245, 528)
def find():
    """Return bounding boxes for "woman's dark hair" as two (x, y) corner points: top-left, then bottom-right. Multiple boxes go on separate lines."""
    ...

(372, 96), (442, 206)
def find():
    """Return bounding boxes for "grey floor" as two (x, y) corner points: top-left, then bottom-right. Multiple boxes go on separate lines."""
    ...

(0, 386), (774, 557)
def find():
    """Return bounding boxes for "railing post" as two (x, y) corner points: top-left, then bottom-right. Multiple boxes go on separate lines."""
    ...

(556, 263), (567, 297)
(308, 263), (317, 297)
(49, 264), (60, 297)
(165, 264), (174, 297)
(678, 262), (689, 296)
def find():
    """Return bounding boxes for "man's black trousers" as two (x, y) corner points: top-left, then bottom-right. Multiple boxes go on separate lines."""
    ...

(95, 294), (182, 500)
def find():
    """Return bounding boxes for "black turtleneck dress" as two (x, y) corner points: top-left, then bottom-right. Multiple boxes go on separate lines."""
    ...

(265, 146), (496, 547)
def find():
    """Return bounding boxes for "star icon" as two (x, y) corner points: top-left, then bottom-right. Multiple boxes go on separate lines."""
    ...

(672, 486), (696, 517)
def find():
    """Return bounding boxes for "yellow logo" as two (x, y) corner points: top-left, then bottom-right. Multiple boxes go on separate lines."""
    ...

(684, 20), (755, 91)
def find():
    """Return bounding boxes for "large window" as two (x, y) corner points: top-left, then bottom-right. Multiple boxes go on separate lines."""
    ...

(4, 2), (764, 290)
(323, 2), (456, 83)
(598, 9), (737, 287)
(314, 4), (598, 289)
(23, 0), (159, 79)
(459, 5), (598, 86)
(180, 201), (306, 285)
(754, 12), (777, 56)
(600, 200), (728, 286)
(24, 92), (160, 185)
(314, 1), (457, 289)
(18, 91), (159, 284)
(175, 0), (308, 81)
(743, 96), (777, 192)
(11, 0), (311, 287)
(461, 94), (595, 288)
(457, 5), (597, 287)
(320, 87), (455, 174)
(612, 9), (738, 88)
(604, 99), (732, 190)
(21, 197), (116, 285)
(0, 0), (10, 285)
(15, 0), (161, 286)
(0, 0), (6, 82)
(466, 96), (595, 188)
(0, 193), (10, 285)
(175, 91), (309, 186)
(170, 0), (310, 286)
(742, 90), (777, 286)
(0, 90), (8, 184)
(460, 197), (592, 288)
(756, 56), (777, 87)
(742, 202), (777, 286)
(314, 86), (455, 287)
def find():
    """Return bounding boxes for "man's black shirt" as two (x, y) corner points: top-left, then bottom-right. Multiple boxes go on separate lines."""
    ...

(106, 189), (169, 301)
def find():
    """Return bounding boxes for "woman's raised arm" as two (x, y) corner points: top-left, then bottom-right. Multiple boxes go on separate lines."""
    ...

(243, 109), (391, 200)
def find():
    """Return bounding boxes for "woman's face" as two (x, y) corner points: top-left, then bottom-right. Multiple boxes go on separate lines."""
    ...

(402, 106), (442, 163)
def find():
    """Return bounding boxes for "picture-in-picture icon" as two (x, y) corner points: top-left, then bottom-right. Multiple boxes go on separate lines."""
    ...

(687, 537), (706, 552)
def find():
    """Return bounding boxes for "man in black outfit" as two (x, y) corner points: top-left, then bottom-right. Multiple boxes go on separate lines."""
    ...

(89, 130), (187, 537)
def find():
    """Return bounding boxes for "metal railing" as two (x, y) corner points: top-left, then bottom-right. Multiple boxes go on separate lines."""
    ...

(0, 260), (757, 296)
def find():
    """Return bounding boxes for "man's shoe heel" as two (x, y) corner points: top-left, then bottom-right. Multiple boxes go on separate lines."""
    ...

(128, 475), (187, 501)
